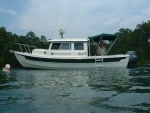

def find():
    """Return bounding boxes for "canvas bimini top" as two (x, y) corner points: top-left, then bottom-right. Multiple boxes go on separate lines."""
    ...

(88, 33), (119, 42)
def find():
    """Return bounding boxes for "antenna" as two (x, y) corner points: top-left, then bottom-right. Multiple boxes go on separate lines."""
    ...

(53, 0), (59, 38)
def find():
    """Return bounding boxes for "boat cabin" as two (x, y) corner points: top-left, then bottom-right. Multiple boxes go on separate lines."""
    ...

(32, 38), (90, 57)
(25, 33), (120, 58)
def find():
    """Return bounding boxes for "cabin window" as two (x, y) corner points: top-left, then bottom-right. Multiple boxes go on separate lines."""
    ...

(51, 43), (60, 50)
(74, 42), (84, 50)
(51, 43), (71, 50)
(60, 43), (71, 50)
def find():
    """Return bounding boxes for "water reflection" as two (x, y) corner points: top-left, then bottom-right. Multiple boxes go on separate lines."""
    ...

(128, 67), (150, 93)
(0, 67), (149, 113)
(88, 68), (130, 92)
(89, 67), (150, 113)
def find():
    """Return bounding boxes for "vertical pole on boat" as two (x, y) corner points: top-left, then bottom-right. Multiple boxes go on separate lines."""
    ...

(58, 28), (65, 39)
(107, 36), (118, 54)
(53, 0), (59, 38)
(27, 45), (31, 53)
(60, 33), (63, 38)
(19, 44), (23, 52)
(88, 40), (91, 56)
(24, 45), (27, 52)
(99, 36), (102, 44)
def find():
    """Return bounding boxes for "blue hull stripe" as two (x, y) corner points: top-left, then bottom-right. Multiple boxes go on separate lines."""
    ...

(18, 54), (126, 63)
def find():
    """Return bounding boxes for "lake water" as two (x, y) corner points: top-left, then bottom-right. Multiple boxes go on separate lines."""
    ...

(0, 67), (150, 113)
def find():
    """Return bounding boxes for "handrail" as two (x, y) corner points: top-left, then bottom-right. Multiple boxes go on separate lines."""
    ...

(95, 55), (103, 67)
(15, 43), (37, 53)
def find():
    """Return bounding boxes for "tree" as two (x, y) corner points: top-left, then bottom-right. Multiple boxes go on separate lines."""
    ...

(132, 21), (150, 63)
(40, 35), (46, 42)
(109, 28), (133, 55)
(26, 31), (36, 39)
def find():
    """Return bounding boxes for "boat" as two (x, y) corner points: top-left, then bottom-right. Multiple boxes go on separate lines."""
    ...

(11, 33), (137, 69)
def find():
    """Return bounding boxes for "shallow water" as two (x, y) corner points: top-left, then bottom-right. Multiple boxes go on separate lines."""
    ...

(0, 67), (150, 113)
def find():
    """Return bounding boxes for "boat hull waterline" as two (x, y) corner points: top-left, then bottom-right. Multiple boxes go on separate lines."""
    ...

(14, 52), (130, 69)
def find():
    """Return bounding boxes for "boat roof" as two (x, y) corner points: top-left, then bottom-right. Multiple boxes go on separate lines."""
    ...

(88, 33), (119, 42)
(46, 33), (118, 43)
(47, 38), (89, 42)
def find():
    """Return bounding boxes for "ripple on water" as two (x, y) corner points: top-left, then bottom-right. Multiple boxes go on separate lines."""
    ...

(0, 67), (150, 113)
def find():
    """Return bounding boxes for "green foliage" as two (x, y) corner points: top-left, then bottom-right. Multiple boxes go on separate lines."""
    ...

(0, 27), (48, 68)
(109, 20), (150, 65)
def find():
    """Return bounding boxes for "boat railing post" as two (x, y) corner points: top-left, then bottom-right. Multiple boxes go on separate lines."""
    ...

(15, 43), (36, 53)
(19, 44), (23, 52)
(95, 55), (96, 66)
(24, 45), (28, 53)
(102, 55), (103, 66)
(27, 45), (31, 53)
(95, 55), (103, 67)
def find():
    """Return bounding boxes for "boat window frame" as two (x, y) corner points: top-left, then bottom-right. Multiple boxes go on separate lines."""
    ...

(51, 43), (60, 50)
(60, 42), (71, 50)
(51, 42), (71, 50)
(74, 42), (84, 50)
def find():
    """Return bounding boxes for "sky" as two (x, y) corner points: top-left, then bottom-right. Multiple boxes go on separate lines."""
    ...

(0, 0), (150, 39)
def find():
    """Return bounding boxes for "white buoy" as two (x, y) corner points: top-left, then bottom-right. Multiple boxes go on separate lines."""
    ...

(3, 64), (10, 72)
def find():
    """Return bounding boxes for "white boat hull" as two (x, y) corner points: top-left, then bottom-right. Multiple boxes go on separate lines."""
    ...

(14, 52), (130, 69)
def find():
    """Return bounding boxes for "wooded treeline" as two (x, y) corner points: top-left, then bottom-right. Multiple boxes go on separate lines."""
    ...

(0, 20), (150, 68)
(110, 20), (150, 65)
(0, 28), (48, 68)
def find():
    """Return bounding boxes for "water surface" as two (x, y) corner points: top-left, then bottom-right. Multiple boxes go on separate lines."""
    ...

(0, 67), (150, 113)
